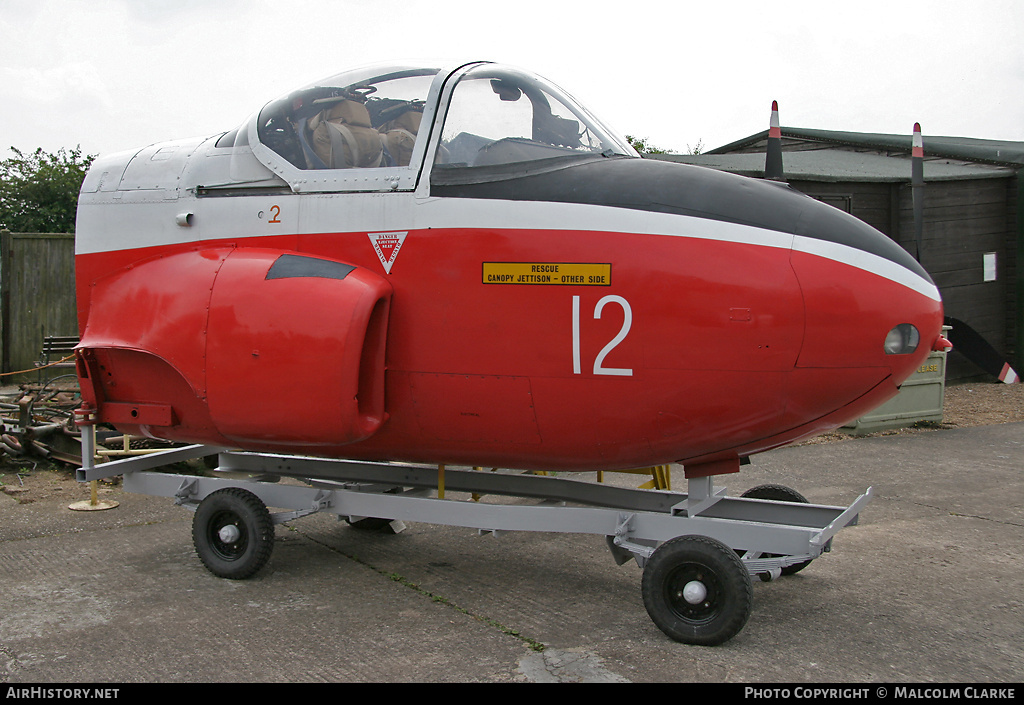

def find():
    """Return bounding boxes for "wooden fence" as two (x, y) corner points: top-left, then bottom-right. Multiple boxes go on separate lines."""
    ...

(0, 231), (78, 384)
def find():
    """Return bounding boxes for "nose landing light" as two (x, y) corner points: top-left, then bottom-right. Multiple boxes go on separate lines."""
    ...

(883, 324), (920, 355)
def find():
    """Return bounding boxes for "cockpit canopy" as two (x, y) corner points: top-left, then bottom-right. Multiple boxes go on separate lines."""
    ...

(243, 62), (636, 192)
(256, 65), (441, 171)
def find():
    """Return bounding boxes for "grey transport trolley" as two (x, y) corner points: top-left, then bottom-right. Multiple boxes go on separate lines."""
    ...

(77, 437), (870, 646)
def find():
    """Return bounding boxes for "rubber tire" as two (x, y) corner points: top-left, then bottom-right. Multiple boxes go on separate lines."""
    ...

(641, 535), (753, 646)
(193, 488), (274, 579)
(741, 484), (812, 575)
(741, 483), (809, 504)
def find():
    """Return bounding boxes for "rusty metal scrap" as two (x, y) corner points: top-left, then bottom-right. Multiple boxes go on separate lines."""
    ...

(1, 377), (177, 466)
(2, 377), (84, 464)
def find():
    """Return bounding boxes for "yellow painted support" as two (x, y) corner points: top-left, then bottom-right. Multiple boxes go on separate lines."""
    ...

(598, 465), (671, 490)
(471, 466), (482, 501)
(471, 467), (500, 501)
(438, 464), (445, 499)
(68, 426), (118, 511)
(95, 434), (173, 457)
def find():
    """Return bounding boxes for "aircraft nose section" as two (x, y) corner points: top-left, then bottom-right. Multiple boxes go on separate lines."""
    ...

(786, 202), (944, 420)
(774, 199), (942, 434)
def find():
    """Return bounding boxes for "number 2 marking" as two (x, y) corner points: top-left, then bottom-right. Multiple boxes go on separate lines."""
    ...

(572, 295), (633, 376)
(268, 205), (281, 223)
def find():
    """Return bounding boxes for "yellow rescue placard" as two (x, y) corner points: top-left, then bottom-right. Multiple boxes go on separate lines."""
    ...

(483, 263), (611, 286)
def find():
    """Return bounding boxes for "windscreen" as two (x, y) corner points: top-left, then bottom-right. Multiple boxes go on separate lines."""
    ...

(434, 65), (636, 169)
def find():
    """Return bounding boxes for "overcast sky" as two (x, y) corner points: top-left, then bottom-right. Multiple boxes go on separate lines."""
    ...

(3, 0), (1022, 162)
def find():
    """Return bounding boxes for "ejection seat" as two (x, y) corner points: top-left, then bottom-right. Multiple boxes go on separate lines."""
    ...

(377, 107), (421, 167)
(304, 99), (386, 169)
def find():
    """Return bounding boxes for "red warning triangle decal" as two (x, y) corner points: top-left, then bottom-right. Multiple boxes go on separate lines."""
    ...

(368, 231), (408, 274)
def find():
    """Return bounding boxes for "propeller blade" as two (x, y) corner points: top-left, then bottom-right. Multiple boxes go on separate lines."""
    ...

(945, 317), (1020, 384)
(912, 122), (924, 261)
(765, 100), (785, 181)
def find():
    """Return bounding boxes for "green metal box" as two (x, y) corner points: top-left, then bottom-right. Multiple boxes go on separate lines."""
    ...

(842, 329), (950, 435)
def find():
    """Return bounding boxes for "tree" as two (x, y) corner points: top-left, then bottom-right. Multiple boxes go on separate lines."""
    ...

(626, 135), (707, 156)
(0, 146), (95, 233)
(625, 134), (674, 155)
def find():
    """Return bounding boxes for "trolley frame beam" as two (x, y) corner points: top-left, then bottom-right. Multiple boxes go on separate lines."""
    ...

(80, 445), (871, 574)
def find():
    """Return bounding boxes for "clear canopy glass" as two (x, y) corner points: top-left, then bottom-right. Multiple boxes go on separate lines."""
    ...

(435, 64), (636, 168)
(256, 65), (441, 170)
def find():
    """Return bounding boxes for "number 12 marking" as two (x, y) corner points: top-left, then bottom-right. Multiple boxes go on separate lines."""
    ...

(573, 295), (633, 376)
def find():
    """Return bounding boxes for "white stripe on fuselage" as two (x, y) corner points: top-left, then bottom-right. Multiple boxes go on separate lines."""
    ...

(76, 193), (940, 301)
(423, 199), (940, 302)
(792, 234), (940, 302)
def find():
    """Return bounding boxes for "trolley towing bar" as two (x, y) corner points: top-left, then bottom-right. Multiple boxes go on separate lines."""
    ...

(77, 433), (871, 646)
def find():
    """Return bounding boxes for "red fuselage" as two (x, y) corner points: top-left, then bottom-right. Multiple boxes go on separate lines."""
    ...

(73, 63), (944, 476)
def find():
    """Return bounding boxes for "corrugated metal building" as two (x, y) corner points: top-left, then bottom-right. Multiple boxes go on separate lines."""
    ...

(650, 129), (1024, 382)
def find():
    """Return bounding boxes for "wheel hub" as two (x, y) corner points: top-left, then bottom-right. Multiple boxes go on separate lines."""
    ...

(208, 510), (249, 560)
(665, 564), (721, 623)
(682, 580), (707, 605)
(218, 524), (242, 544)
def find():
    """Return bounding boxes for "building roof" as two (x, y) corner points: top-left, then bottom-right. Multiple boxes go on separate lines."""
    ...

(649, 149), (1015, 183)
(711, 127), (1024, 166)
(647, 128), (1023, 183)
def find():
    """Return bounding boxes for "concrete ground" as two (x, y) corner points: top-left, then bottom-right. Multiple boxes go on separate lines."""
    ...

(1, 423), (1021, 684)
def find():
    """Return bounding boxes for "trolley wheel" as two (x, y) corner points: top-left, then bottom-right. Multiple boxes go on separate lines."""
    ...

(193, 488), (274, 579)
(641, 535), (753, 646)
(741, 484), (813, 575)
